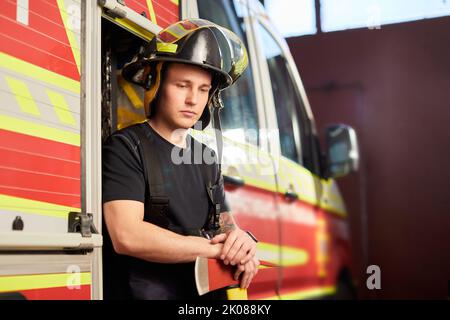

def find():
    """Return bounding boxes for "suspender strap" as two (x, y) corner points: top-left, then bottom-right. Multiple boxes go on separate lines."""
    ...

(200, 144), (221, 237)
(205, 97), (225, 237)
(130, 124), (171, 229)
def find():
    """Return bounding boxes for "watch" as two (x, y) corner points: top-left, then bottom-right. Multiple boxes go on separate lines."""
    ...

(246, 230), (258, 243)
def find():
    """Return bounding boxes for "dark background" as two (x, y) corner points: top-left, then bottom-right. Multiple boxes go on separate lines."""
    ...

(286, 16), (450, 299)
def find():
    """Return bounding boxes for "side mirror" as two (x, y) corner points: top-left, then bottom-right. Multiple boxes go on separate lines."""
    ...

(325, 124), (359, 179)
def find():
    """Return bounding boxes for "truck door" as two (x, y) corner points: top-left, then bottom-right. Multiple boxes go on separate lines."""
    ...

(195, 0), (282, 300)
(249, 3), (334, 299)
(0, 1), (102, 299)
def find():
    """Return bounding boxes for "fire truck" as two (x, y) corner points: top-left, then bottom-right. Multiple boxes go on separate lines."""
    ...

(0, 0), (359, 300)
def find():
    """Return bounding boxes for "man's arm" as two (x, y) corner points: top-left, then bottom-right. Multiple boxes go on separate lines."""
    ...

(104, 200), (223, 263)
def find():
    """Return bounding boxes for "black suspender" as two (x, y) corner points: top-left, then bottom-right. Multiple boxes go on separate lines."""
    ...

(128, 123), (221, 238)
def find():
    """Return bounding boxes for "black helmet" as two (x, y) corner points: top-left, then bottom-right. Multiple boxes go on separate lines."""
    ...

(122, 19), (248, 129)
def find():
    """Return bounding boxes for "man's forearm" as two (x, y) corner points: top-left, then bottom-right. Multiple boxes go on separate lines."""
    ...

(104, 200), (223, 264)
(115, 220), (221, 263)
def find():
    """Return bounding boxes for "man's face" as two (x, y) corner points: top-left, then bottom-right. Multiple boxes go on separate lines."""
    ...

(155, 63), (212, 130)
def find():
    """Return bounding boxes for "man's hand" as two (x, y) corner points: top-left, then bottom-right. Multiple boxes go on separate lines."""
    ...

(210, 228), (257, 266)
(234, 256), (260, 289)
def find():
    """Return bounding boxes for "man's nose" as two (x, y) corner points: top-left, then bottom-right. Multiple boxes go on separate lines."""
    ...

(186, 88), (198, 105)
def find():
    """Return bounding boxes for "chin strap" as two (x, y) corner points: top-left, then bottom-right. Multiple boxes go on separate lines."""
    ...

(211, 92), (224, 176)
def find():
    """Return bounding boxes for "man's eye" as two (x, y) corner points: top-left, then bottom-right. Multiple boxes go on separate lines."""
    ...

(200, 88), (210, 93)
(176, 84), (187, 88)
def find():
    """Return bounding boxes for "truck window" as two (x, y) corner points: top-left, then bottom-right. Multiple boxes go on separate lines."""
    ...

(197, 0), (259, 146)
(255, 22), (321, 174)
(255, 22), (301, 164)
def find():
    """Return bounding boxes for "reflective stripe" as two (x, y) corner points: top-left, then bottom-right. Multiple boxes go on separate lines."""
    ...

(0, 272), (91, 293)
(146, 0), (157, 24)
(159, 21), (197, 43)
(0, 194), (80, 219)
(0, 114), (80, 146)
(316, 218), (329, 277)
(0, 52), (80, 94)
(157, 42), (178, 53)
(257, 242), (309, 267)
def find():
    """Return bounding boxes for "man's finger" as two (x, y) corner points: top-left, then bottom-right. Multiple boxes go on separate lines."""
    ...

(221, 232), (238, 261)
(241, 263), (254, 289)
(225, 239), (244, 265)
(240, 269), (249, 289)
(231, 244), (249, 266)
(240, 246), (257, 265)
(210, 233), (227, 244)
(234, 264), (245, 281)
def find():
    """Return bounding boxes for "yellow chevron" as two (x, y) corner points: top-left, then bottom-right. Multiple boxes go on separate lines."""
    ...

(5, 76), (41, 116)
(46, 89), (77, 127)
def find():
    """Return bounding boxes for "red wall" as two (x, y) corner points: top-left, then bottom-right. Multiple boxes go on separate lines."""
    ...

(287, 17), (450, 299)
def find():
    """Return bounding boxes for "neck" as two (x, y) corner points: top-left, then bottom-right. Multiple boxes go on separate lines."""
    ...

(147, 119), (189, 148)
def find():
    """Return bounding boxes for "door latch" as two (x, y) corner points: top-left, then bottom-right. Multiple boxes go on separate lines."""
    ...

(68, 212), (99, 237)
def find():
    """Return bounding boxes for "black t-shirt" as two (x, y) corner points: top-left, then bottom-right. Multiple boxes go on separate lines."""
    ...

(102, 122), (229, 300)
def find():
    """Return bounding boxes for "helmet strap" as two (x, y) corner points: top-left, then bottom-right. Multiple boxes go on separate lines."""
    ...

(211, 92), (224, 175)
(144, 62), (164, 117)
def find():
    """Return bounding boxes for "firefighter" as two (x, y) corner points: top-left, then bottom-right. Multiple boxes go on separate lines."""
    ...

(102, 19), (259, 300)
